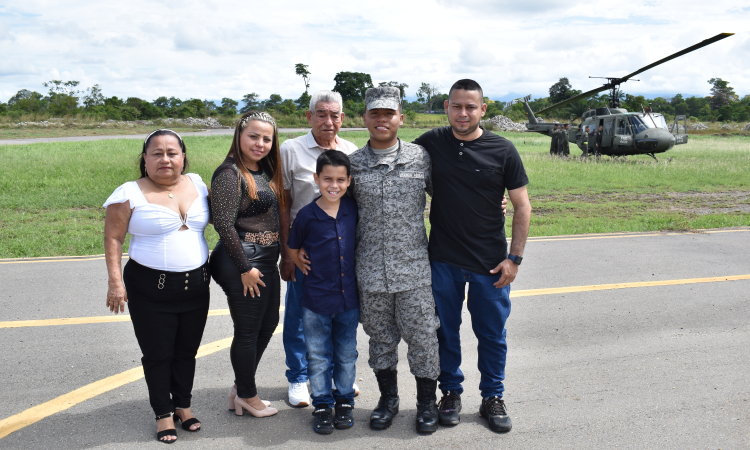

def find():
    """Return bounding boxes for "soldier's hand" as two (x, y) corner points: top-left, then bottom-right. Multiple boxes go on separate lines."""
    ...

(501, 195), (507, 216)
(280, 255), (296, 282)
(490, 258), (518, 288)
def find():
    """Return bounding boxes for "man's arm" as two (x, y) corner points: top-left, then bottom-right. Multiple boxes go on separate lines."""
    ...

(489, 185), (531, 288)
(279, 189), (296, 282)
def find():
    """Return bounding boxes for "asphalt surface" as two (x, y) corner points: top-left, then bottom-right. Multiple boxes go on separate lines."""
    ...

(1, 229), (749, 449)
(0, 128), (368, 146)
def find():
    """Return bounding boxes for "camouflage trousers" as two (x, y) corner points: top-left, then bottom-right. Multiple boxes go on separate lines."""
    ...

(359, 285), (440, 379)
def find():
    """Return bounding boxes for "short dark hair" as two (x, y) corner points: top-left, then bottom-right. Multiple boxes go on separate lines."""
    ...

(316, 150), (351, 176)
(448, 79), (483, 102)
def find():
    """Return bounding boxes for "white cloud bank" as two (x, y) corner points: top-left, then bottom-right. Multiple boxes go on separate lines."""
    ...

(0, 1), (747, 103)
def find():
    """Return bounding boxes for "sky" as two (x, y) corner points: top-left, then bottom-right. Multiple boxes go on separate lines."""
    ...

(1, 1), (748, 105)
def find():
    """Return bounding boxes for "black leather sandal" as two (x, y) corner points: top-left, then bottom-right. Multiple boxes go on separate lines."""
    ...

(155, 412), (177, 444)
(174, 412), (201, 432)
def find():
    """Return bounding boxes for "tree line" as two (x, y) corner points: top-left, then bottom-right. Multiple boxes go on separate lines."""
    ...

(2, 66), (748, 124)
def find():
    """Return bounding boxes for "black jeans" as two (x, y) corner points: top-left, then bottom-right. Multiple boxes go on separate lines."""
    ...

(123, 259), (210, 416)
(210, 240), (280, 399)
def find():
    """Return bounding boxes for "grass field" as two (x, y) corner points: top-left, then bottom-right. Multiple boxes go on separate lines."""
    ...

(1, 130), (748, 258)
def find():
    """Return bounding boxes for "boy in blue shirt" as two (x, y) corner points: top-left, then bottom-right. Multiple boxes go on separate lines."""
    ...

(287, 150), (359, 434)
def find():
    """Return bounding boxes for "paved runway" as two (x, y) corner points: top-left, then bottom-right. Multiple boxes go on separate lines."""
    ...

(1, 229), (748, 449)
(0, 128), (368, 146)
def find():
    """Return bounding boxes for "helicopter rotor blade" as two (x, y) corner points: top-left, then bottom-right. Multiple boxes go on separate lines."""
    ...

(618, 32), (733, 82)
(536, 85), (609, 116)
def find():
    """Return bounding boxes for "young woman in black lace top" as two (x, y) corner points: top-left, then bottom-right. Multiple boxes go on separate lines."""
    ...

(209, 111), (286, 418)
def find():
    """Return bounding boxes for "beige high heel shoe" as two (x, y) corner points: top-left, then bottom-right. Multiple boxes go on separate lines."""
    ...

(228, 385), (271, 410)
(234, 396), (278, 417)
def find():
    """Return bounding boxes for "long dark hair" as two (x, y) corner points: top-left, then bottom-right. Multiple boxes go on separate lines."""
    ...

(139, 129), (188, 178)
(228, 111), (286, 210)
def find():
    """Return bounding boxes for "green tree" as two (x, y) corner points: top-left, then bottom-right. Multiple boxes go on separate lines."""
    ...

(7, 89), (47, 114)
(240, 93), (260, 113)
(378, 81), (409, 100)
(82, 84), (105, 109)
(218, 98), (238, 116)
(278, 99), (298, 115)
(152, 96), (169, 109)
(333, 71), (373, 102)
(549, 78), (574, 105)
(295, 91), (312, 110)
(707, 78), (738, 110)
(416, 83), (441, 112)
(44, 80), (80, 116)
(622, 94), (647, 112)
(262, 94), (283, 111)
(295, 63), (311, 93)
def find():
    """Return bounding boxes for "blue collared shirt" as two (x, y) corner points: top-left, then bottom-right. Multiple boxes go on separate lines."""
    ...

(287, 196), (359, 315)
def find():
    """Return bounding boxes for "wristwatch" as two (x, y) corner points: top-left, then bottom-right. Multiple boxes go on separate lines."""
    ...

(507, 254), (523, 265)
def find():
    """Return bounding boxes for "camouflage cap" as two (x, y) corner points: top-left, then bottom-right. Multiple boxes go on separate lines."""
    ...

(365, 86), (401, 111)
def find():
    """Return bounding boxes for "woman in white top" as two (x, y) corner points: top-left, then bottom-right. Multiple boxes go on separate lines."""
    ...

(104, 129), (210, 444)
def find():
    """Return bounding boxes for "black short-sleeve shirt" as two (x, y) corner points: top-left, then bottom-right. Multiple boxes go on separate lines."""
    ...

(414, 126), (529, 274)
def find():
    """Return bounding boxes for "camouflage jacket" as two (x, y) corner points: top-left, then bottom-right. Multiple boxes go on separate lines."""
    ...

(350, 139), (433, 294)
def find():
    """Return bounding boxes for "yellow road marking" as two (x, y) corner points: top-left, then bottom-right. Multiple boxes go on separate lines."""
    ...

(2, 272), (750, 439)
(0, 326), (281, 440)
(1, 228), (747, 264)
(509, 274), (750, 297)
(0, 308), (283, 329)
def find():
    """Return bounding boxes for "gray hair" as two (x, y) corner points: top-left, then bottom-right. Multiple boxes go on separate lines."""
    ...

(309, 90), (343, 113)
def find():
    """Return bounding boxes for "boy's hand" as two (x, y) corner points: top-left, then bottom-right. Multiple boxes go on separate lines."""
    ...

(290, 248), (311, 276)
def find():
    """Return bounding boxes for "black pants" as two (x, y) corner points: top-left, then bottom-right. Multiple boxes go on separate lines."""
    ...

(123, 259), (210, 416)
(210, 240), (280, 399)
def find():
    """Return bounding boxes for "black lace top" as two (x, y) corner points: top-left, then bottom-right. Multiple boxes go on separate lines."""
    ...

(211, 157), (279, 272)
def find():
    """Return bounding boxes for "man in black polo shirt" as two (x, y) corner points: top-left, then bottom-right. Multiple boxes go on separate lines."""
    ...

(413, 79), (531, 433)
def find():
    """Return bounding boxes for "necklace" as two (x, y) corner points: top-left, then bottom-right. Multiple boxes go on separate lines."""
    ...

(153, 176), (181, 198)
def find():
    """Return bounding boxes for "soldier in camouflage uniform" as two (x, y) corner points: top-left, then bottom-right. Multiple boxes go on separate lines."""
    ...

(349, 86), (441, 434)
(549, 124), (559, 155)
(560, 124), (570, 156)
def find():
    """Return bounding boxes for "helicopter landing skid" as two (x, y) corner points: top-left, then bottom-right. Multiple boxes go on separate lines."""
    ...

(646, 153), (658, 162)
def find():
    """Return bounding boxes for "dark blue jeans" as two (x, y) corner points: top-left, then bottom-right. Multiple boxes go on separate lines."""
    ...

(283, 267), (308, 383)
(430, 260), (512, 398)
(301, 306), (359, 407)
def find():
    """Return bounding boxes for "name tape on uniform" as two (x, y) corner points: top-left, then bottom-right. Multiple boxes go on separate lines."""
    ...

(398, 171), (425, 179)
(355, 174), (380, 183)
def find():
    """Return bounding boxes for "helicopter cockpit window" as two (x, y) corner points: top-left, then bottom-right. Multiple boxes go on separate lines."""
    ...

(652, 115), (668, 129)
(629, 115), (656, 134)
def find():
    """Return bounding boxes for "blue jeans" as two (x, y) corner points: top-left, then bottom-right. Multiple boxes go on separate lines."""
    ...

(430, 260), (511, 398)
(301, 306), (359, 407)
(284, 267), (308, 383)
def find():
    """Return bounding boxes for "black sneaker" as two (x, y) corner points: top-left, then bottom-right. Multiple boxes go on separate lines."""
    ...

(479, 396), (512, 433)
(333, 402), (354, 429)
(438, 391), (462, 426)
(312, 407), (334, 434)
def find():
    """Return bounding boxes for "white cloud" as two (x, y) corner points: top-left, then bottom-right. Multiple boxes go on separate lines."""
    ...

(0, 0), (747, 104)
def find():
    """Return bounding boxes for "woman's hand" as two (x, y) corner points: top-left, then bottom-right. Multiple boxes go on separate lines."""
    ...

(106, 283), (128, 314)
(241, 268), (266, 298)
(289, 248), (311, 276)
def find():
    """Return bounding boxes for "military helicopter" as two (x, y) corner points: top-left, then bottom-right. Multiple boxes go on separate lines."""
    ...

(511, 33), (733, 160)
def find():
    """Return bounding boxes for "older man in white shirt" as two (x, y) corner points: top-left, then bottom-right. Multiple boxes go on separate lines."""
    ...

(279, 90), (359, 407)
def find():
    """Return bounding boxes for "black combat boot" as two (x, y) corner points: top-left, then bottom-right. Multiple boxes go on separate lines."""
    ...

(370, 369), (399, 430)
(415, 377), (439, 434)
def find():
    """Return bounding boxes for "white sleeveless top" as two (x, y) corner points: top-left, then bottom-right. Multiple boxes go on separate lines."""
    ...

(103, 173), (210, 272)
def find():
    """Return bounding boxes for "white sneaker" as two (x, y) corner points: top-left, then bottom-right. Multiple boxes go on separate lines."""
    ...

(331, 381), (361, 397)
(288, 382), (311, 407)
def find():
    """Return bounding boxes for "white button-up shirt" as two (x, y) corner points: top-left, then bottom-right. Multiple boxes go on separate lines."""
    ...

(280, 130), (358, 221)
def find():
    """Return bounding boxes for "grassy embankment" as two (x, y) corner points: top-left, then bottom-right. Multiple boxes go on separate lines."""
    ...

(0, 130), (748, 258)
